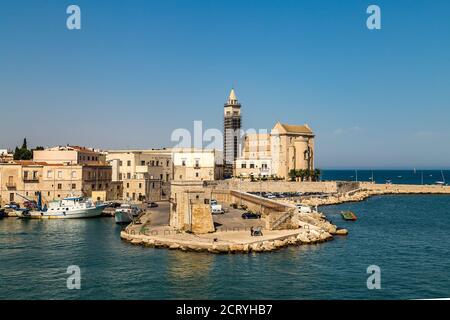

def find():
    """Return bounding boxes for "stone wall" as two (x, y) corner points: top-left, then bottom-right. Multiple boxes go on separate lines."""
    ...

(208, 180), (340, 194)
(190, 205), (215, 234)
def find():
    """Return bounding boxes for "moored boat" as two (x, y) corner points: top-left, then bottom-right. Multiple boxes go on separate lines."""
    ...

(18, 196), (106, 219)
(341, 211), (357, 221)
(114, 204), (140, 224)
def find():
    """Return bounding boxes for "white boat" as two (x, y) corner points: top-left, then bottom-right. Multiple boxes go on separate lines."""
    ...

(435, 170), (446, 185)
(19, 197), (106, 219)
(114, 204), (140, 224)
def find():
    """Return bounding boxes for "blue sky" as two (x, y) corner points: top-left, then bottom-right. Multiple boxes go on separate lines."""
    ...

(1, 0), (449, 169)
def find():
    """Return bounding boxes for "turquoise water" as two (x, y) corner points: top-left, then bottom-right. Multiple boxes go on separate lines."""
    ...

(1, 194), (450, 300)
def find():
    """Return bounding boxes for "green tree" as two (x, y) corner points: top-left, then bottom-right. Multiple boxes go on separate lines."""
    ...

(13, 138), (33, 160)
(289, 169), (297, 181)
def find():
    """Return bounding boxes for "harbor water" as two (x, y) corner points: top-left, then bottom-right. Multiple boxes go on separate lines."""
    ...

(1, 179), (450, 299)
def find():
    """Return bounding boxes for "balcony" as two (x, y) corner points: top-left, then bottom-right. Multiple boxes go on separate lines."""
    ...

(23, 177), (39, 183)
(6, 182), (16, 189)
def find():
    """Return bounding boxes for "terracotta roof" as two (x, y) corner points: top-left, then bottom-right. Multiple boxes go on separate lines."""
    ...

(11, 161), (65, 166)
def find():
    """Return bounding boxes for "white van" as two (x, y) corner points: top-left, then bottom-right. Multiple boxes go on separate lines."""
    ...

(296, 204), (312, 214)
(211, 203), (224, 214)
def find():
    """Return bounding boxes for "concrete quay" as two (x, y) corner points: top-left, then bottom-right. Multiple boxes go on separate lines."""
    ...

(120, 210), (344, 254)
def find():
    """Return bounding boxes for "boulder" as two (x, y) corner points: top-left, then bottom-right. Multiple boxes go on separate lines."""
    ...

(335, 228), (349, 236)
(169, 244), (180, 250)
(131, 239), (143, 245)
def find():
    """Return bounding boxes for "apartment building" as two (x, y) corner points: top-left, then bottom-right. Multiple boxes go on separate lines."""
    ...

(0, 161), (118, 206)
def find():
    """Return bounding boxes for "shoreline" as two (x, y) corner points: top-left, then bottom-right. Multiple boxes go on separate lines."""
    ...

(121, 182), (450, 254)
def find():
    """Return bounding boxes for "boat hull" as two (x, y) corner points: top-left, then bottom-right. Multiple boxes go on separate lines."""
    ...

(114, 211), (133, 224)
(19, 204), (107, 219)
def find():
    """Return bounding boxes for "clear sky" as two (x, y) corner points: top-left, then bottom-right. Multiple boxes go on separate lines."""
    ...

(1, 0), (449, 169)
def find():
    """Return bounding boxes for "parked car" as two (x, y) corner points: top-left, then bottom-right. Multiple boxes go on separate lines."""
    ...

(211, 207), (225, 214)
(210, 199), (218, 206)
(147, 202), (158, 208)
(241, 212), (261, 219)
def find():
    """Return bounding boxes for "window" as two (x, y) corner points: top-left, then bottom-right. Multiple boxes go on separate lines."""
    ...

(127, 173), (131, 179)
(195, 172), (199, 178)
(262, 163), (268, 169)
(99, 184), (102, 189)
(57, 184), (62, 190)
(139, 183), (142, 189)
(160, 174), (163, 180)
(166, 160), (169, 167)
(47, 170), (53, 178)
(119, 173), (122, 180)
(141, 161), (145, 166)
(71, 171), (77, 178)
(92, 184), (95, 190)
(127, 160), (131, 166)
(241, 163), (246, 169)
(57, 171), (62, 179)
(250, 163), (255, 169)
(126, 183), (130, 188)
(71, 184), (76, 190)
(156, 161), (159, 166)
(181, 159), (186, 166)
(119, 161), (123, 166)
(166, 174), (170, 181)
(195, 159), (200, 168)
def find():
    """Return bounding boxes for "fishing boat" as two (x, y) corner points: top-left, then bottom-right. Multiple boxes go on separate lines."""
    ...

(114, 204), (140, 224)
(18, 194), (106, 219)
(341, 211), (357, 221)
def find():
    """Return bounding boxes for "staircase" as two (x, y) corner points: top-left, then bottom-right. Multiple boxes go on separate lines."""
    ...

(270, 209), (295, 230)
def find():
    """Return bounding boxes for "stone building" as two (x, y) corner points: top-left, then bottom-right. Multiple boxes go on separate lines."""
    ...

(106, 148), (223, 202)
(234, 133), (273, 178)
(106, 149), (173, 202)
(172, 148), (223, 181)
(0, 160), (117, 206)
(271, 122), (315, 179)
(234, 122), (315, 180)
(33, 145), (107, 165)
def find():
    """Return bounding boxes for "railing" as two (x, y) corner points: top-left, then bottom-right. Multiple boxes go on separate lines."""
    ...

(23, 177), (39, 182)
(6, 182), (16, 188)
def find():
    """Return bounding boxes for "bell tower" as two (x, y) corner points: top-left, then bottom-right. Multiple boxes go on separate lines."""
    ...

(223, 89), (241, 178)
